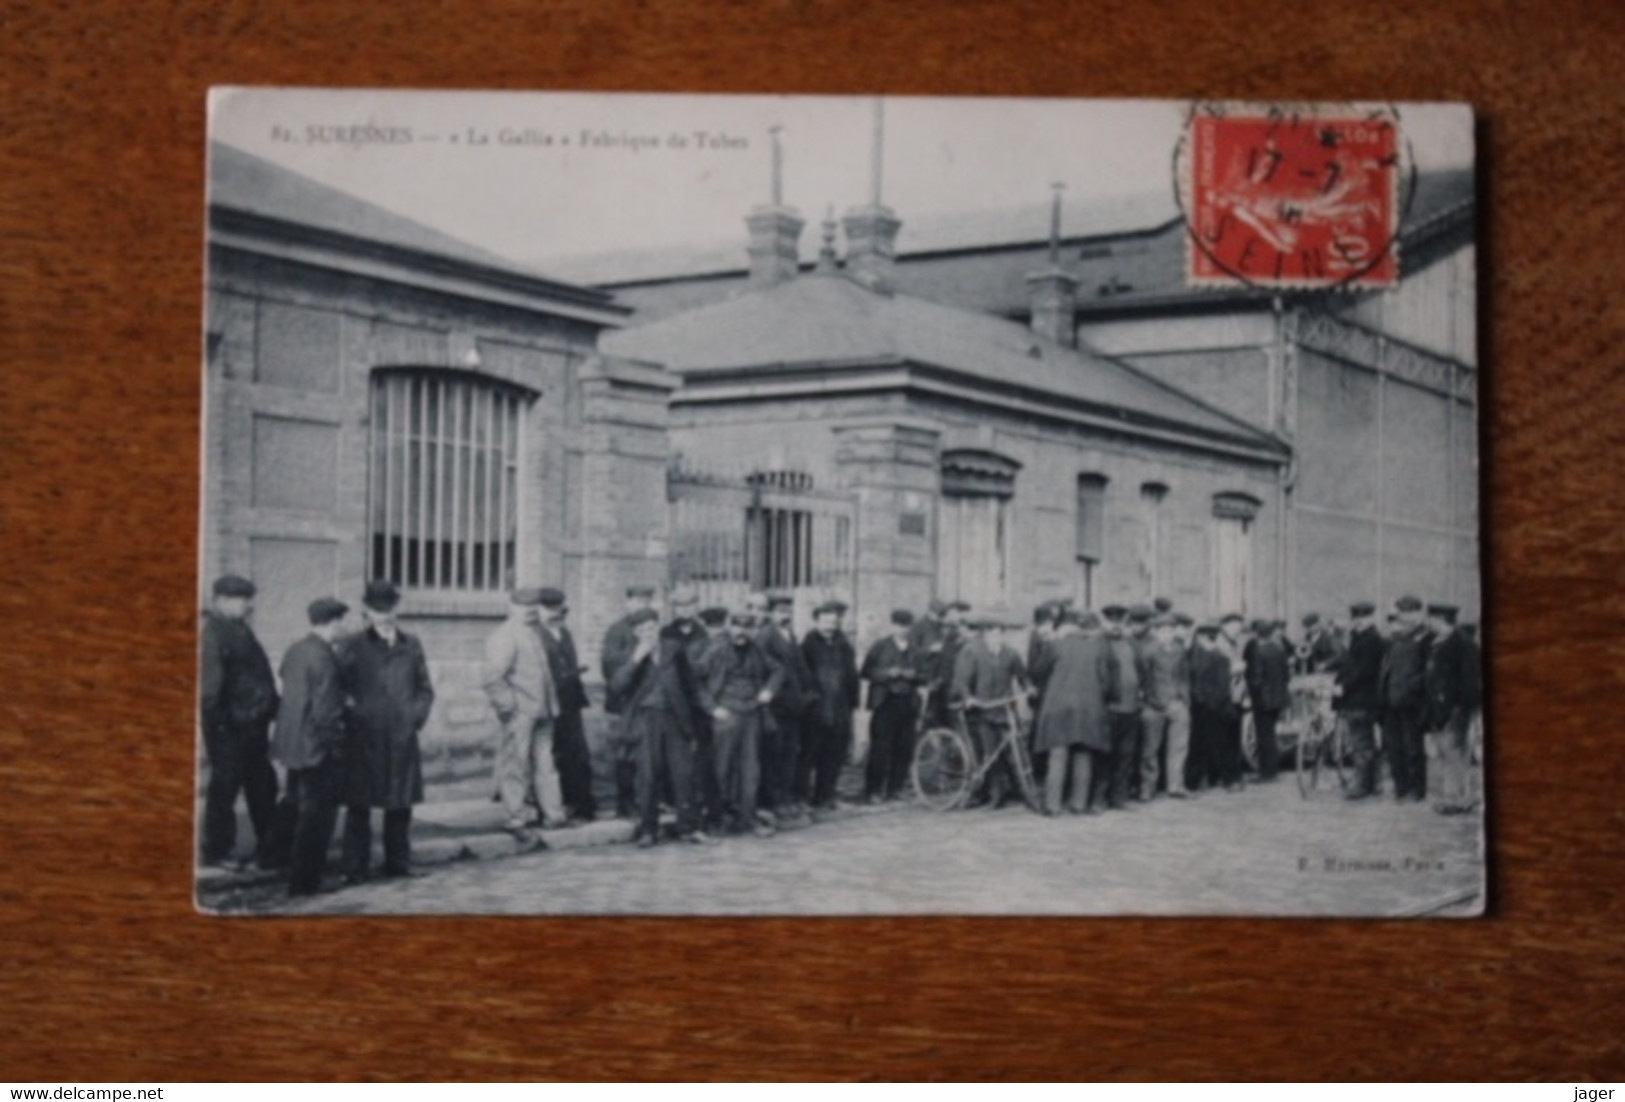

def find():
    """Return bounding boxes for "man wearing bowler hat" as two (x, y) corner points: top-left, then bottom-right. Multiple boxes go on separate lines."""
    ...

(1424, 603), (1482, 814)
(483, 586), (565, 837)
(198, 574), (281, 870)
(1336, 601), (1386, 799)
(536, 586), (595, 824)
(1378, 595), (1433, 803)
(340, 579), (436, 880)
(272, 597), (350, 896)
(601, 584), (657, 819)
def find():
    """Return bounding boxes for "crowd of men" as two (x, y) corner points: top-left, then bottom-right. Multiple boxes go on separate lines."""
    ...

(199, 570), (1483, 900)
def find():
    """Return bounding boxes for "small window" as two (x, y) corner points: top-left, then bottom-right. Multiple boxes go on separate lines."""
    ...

(1076, 474), (1108, 564)
(368, 369), (532, 593)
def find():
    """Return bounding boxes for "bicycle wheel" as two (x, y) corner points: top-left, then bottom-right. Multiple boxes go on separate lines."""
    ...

(1328, 716), (1348, 791)
(1007, 732), (1042, 813)
(1296, 724), (1317, 798)
(913, 726), (976, 811)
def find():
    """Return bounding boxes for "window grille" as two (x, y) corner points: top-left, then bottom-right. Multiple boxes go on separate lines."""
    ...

(368, 370), (529, 593)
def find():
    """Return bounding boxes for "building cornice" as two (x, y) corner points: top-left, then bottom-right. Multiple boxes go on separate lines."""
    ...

(209, 205), (631, 328)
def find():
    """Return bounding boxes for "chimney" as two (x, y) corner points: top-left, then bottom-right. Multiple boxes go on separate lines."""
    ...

(745, 125), (804, 288)
(1024, 182), (1078, 347)
(746, 205), (805, 288)
(842, 204), (902, 289)
(843, 97), (902, 291)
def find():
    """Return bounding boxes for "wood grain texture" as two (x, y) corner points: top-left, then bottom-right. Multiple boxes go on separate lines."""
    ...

(2, 0), (1623, 1081)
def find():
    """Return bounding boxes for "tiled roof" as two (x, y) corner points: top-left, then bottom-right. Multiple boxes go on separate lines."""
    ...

(600, 270), (1282, 453)
(208, 142), (589, 290)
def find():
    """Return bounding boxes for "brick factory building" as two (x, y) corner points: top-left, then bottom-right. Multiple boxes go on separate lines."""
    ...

(203, 143), (1477, 793)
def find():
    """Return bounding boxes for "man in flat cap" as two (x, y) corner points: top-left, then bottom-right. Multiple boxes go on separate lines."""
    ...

(665, 587), (725, 829)
(198, 574), (281, 871)
(1189, 622), (1244, 792)
(800, 600), (860, 812)
(1378, 595), (1433, 803)
(756, 592), (813, 821)
(1100, 604), (1142, 808)
(952, 615), (1031, 809)
(1031, 608), (1117, 814)
(1027, 603), (1061, 719)
(910, 599), (969, 730)
(1139, 612), (1190, 800)
(340, 579), (436, 880)
(535, 587), (595, 825)
(601, 584), (657, 819)
(1336, 601), (1386, 799)
(483, 586), (564, 838)
(609, 606), (714, 846)
(1424, 603), (1482, 814)
(272, 597), (350, 895)
(1297, 612), (1345, 676)
(860, 610), (924, 803)
(1244, 619), (1291, 783)
(698, 611), (783, 836)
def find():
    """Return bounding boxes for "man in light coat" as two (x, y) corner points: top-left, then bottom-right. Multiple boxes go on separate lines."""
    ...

(482, 586), (565, 837)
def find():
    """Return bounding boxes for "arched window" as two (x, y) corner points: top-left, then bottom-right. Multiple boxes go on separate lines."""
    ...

(937, 449), (1021, 608)
(368, 369), (534, 593)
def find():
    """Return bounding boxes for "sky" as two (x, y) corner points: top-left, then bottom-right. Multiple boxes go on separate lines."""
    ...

(210, 90), (1474, 271)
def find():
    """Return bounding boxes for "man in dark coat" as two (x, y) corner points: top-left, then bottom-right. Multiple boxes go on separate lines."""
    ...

(339, 580), (436, 880)
(1335, 600), (1386, 799)
(1378, 595), (1432, 802)
(271, 597), (349, 896)
(1244, 619), (1292, 782)
(1298, 612), (1346, 675)
(860, 609), (924, 802)
(1031, 610), (1117, 814)
(756, 592), (813, 818)
(699, 611), (784, 836)
(664, 586), (724, 828)
(1424, 603), (1483, 814)
(1100, 605), (1143, 809)
(1190, 623), (1244, 791)
(600, 584), (656, 819)
(198, 574), (281, 870)
(911, 599), (969, 728)
(536, 587), (595, 824)
(800, 601), (860, 811)
(952, 616), (1030, 809)
(610, 607), (714, 846)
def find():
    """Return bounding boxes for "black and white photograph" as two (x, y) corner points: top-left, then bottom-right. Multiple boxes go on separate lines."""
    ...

(196, 89), (1482, 916)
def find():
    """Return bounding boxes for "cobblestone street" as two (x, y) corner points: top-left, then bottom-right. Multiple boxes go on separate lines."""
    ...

(264, 774), (1483, 918)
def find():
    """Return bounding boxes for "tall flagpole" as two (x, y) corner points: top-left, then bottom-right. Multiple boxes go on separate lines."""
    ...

(870, 97), (885, 207)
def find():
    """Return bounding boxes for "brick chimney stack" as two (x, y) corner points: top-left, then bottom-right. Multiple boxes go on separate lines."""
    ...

(1025, 183), (1078, 347)
(843, 97), (903, 291)
(746, 125), (805, 288)
(842, 204), (902, 290)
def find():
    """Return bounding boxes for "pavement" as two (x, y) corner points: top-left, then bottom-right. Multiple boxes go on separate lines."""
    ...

(197, 766), (1486, 917)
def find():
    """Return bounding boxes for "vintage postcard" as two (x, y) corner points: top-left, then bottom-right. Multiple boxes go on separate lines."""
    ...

(197, 90), (1482, 916)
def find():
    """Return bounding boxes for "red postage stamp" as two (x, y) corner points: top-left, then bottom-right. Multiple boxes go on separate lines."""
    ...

(1184, 107), (1403, 289)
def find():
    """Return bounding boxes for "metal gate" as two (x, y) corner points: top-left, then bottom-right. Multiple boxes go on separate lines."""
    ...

(667, 460), (857, 619)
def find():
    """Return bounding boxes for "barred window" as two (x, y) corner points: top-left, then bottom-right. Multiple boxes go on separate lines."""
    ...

(368, 369), (530, 593)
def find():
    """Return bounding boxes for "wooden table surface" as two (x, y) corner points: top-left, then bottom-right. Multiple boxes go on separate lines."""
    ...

(3, 0), (1622, 1082)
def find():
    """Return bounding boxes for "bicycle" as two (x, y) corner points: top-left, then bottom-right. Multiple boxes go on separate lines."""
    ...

(911, 693), (1041, 812)
(1291, 673), (1347, 798)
